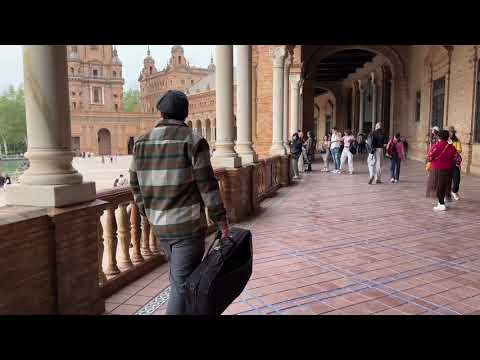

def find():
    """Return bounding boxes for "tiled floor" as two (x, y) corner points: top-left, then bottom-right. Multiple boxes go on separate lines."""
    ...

(105, 156), (480, 315)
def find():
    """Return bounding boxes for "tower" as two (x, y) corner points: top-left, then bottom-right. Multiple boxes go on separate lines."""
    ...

(67, 45), (125, 112)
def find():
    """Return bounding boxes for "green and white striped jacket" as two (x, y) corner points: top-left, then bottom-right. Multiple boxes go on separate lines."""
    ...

(129, 119), (227, 242)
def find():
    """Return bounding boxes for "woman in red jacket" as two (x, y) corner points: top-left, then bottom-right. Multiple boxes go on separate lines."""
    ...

(426, 130), (458, 211)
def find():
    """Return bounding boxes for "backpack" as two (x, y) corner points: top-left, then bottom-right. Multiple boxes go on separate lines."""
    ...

(386, 139), (398, 158)
(366, 132), (374, 148)
(349, 140), (357, 155)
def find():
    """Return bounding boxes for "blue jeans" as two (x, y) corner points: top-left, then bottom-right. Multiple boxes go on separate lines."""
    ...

(159, 237), (205, 315)
(331, 148), (341, 170)
(390, 157), (401, 181)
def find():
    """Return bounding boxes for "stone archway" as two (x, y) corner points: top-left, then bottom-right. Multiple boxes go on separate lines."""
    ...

(98, 128), (111, 155)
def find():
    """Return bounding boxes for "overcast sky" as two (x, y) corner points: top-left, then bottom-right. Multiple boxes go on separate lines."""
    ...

(0, 45), (216, 93)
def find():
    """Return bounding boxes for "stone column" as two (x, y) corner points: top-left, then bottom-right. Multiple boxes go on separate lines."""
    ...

(283, 55), (291, 152)
(6, 45), (95, 207)
(289, 74), (301, 135)
(211, 45), (241, 168)
(389, 78), (395, 137)
(371, 73), (377, 132)
(351, 82), (358, 134)
(270, 46), (287, 156)
(358, 79), (365, 134)
(235, 45), (257, 165)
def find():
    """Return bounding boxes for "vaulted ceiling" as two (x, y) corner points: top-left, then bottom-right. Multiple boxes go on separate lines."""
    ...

(314, 49), (376, 83)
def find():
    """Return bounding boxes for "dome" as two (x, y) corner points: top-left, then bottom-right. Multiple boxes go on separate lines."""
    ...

(171, 45), (184, 53)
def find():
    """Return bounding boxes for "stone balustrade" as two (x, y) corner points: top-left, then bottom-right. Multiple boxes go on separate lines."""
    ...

(0, 154), (290, 314)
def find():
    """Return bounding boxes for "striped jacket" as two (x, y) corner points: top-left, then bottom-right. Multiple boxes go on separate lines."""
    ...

(129, 119), (227, 242)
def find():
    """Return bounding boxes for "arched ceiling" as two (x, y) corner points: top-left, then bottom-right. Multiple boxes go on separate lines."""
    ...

(314, 49), (376, 83)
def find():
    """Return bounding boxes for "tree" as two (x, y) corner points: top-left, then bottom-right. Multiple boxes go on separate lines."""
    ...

(123, 88), (141, 112)
(0, 85), (27, 155)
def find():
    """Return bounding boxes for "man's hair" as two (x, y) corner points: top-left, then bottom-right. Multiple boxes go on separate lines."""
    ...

(157, 90), (189, 120)
(307, 131), (313, 136)
(395, 132), (401, 139)
(119, 174), (124, 177)
(439, 130), (449, 141)
(345, 129), (352, 136)
(375, 122), (382, 130)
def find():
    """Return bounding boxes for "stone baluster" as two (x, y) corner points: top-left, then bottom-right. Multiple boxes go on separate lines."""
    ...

(115, 202), (133, 270)
(97, 213), (107, 285)
(129, 202), (144, 264)
(140, 215), (153, 258)
(149, 227), (160, 254)
(103, 206), (120, 276)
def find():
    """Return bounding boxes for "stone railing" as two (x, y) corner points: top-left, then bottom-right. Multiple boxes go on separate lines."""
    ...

(254, 156), (282, 203)
(96, 188), (167, 298)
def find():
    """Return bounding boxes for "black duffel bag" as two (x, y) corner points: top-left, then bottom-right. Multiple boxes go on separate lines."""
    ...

(184, 227), (253, 315)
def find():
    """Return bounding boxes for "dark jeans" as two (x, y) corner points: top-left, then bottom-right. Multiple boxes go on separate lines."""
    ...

(159, 237), (205, 315)
(452, 164), (461, 194)
(390, 157), (401, 181)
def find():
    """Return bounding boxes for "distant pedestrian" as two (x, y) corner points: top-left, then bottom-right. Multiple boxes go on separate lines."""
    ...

(426, 130), (458, 211)
(0, 174), (5, 191)
(320, 135), (330, 172)
(339, 129), (355, 175)
(110, 156), (114, 164)
(448, 126), (462, 201)
(118, 174), (127, 187)
(304, 131), (315, 172)
(289, 133), (303, 180)
(386, 133), (405, 183)
(113, 178), (119, 187)
(368, 122), (387, 184)
(330, 128), (342, 174)
(102, 156), (105, 164)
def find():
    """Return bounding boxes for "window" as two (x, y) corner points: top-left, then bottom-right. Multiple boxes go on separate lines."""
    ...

(475, 63), (480, 142)
(114, 104), (118, 111)
(72, 102), (76, 109)
(92, 87), (102, 104)
(415, 90), (421, 123)
(72, 91), (76, 96)
(113, 71), (117, 78)
(70, 67), (74, 75)
(178, 56), (181, 63)
(191, 80), (194, 85)
(93, 69), (98, 77)
(149, 66), (152, 75)
(431, 77), (446, 129)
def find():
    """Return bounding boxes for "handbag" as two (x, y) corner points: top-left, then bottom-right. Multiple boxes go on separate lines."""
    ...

(184, 227), (253, 315)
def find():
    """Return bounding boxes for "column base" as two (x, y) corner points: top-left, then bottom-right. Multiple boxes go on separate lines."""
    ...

(270, 143), (287, 156)
(6, 182), (96, 208)
(238, 153), (258, 165)
(211, 156), (242, 169)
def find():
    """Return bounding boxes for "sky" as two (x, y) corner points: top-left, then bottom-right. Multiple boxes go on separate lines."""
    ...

(0, 45), (215, 93)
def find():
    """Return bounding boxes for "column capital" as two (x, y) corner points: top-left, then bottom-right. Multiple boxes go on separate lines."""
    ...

(272, 46), (287, 68)
(358, 79), (366, 92)
(284, 54), (292, 72)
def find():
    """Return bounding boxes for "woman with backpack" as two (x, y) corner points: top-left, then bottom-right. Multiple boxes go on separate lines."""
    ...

(386, 133), (405, 183)
(448, 126), (462, 200)
(339, 129), (356, 175)
(426, 130), (458, 211)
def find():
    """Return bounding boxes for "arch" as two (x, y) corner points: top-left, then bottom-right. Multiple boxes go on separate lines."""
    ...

(303, 45), (406, 81)
(424, 45), (450, 67)
(112, 70), (117, 78)
(205, 118), (212, 142)
(195, 119), (202, 136)
(187, 120), (193, 128)
(97, 128), (112, 155)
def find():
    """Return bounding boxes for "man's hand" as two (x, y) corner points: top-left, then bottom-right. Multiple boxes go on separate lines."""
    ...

(219, 221), (230, 240)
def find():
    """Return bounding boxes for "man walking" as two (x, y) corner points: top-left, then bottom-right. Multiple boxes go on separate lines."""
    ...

(304, 131), (315, 172)
(368, 122), (387, 184)
(129, 90), (229, 315)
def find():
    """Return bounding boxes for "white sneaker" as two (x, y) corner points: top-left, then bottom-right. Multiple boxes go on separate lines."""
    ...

(390, 178), (395, 183)
(394, 179), (399, 183)
(433, 204), (447, 211)
(293, 176), (299, 180)
(452, 192), (460, 201)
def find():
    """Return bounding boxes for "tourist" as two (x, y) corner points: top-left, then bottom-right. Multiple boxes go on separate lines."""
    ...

(129, 90), (228, 315)
(330, 127), (342, 174)
(357, 132), (366, 154)
(297, 130), (306, 173)
(117, 174), (127, 187)
(368, 122), (387, 184)
(426, 130), (458, 211)
(0, 174), (4, 191)
(102, 155), (105, 164)
(448, 126), (462, 200)
(304, 131), (315, 172)
(320, 135), (330, 172)
(113, 178), (119, 187)
(339, 129), (356, 175)
(386, 132), (405, 183)
(289, 132), (303, 179)
(110, 155), (114, 164)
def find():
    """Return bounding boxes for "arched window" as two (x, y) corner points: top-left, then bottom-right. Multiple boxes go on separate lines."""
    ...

(178, 56), (181, 64)
(72, 102), (76, 109)
(113, 71), (117, 78)
(70, 67), (74, 75)
(93, 69), (98, 77)
(114, 104), (118, 111)
(149, 66), (152, 75)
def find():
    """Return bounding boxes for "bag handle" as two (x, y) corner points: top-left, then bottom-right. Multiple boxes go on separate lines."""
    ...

(206, 229), (234, 256)
(429, 143), (450, 162)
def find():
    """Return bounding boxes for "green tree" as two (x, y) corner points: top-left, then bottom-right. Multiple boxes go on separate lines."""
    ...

(0, 85), (27, 155)
(123, 88), (141, 112)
